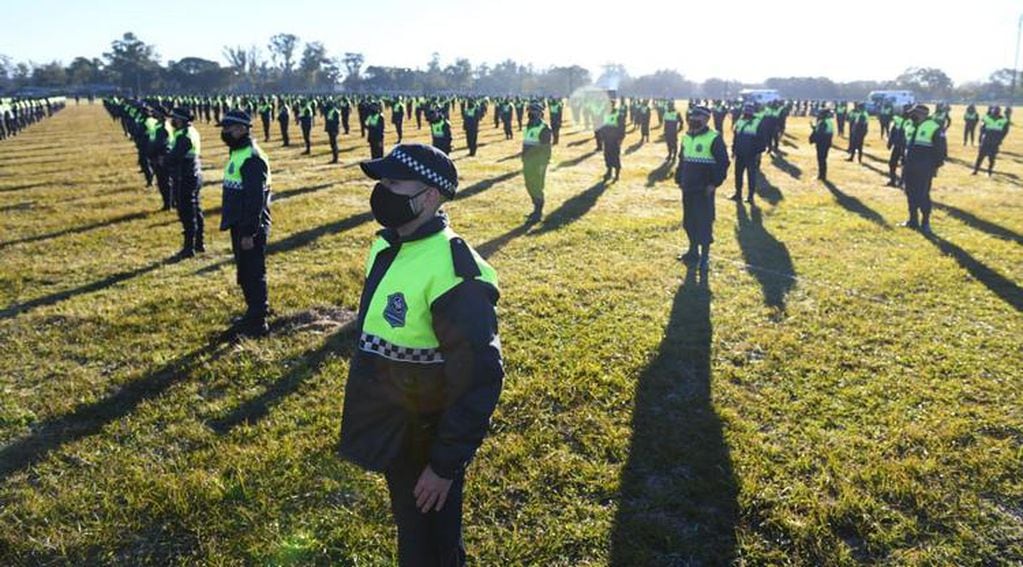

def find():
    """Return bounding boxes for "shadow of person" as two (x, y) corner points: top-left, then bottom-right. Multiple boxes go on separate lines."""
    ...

(769, 153), (802, 179)
(610, 267), (738, 565)
(822, 180), (890, 229)
(645, 160), (675, 188)
(932, 202), (1023, 245)
(755, 171), (784, 205)
(529, 181), (608, 236)
(476, 221), (534, 259)
(925, 233), (1023, 313)
(736, 202), (796, 313)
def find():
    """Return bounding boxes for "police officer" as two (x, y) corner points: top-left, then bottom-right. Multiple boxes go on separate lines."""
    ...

(963, 104), (979, 146)
(675, 106), (729, 270)
(325, 101), (342, 163)
(149, 106), (175, 210)
(217, 110), (272, 338)
(901, 104), (947, 234)
(886, 104), (910, 187)
(366, 101), (386, 159)
(663, 102), (683, 161)
(846, 102), (868, 162)
(339, 96), (352, 135)
(392, 97), (406, 143)
(521, 101), (553, 223)
(973, 106), (1009, 176)
(339, 143), (503, 567)
(258, 98), (273, 142)
(835, 101), (848, 137)
(167, 107), (205, 258)
(599, 99), (624, 182)
(277, 102), (291, 147)
(809, 108), (834, 181)
(548, 97), (564, 145)
(462, 99), (481, 157)
(428, 108), (453, 155)
(730, 103), (767, 204)
(299, 99), (315, 154)
(500, 99), (514, 140)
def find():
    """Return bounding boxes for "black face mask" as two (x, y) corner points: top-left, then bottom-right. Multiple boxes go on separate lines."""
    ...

(221, 131), (250, 149)
(370, 183), (430, 228)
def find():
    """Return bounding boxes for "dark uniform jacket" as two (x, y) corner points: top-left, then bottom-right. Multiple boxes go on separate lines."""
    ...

(220, 138), (272, 235)
(675, 127), (730, 191)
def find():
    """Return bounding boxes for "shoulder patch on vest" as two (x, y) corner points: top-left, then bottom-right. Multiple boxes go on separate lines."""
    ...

(450, 237), (481, 280)
(383, 292), (407, 328)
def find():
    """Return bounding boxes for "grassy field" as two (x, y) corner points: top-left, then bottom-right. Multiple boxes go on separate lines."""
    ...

(0, 102), (1021, 565)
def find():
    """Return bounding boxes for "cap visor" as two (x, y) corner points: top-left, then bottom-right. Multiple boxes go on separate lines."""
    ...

(359, 156), (415, 181)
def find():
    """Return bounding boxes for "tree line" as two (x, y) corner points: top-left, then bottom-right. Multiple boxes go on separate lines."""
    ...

(2, 32), (1020, 102)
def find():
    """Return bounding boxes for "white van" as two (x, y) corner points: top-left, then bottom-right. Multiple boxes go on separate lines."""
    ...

(866, 90), (915, 114)
(739, 89), (782, 105)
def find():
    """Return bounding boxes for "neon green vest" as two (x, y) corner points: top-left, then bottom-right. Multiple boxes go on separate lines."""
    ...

(910, 119), (940, 147)
(144, 117), (159, 141)
(366, 114), (380, 127)
(222, 143), (271, 192)
(523, 121), (548, 146)
(431, 120), (447, 138)
(891, 115), (905, 131)
(361, 228), (499, 362)
(604, 112), (618, 127)
(734, 117), (761, 136)
(664, 110), (679, 122)
(817, 118), (835, 135)
(984, 115), (1008, 132)
(549, 102), (561, 114)
(173, 126), (201, 157)
(682, 129), (719, 164)
(965, 111), (978, 121)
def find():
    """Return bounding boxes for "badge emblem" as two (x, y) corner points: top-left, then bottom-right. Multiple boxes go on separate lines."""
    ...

(383, 293), (407, 328)
(696, 144), (703, 152)
(228, 162), (235, 175)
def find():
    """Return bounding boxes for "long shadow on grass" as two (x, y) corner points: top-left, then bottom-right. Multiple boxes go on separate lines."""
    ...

(0, 210), (155, 250)
(476, 221), (534, 259)
(208, 318), (358, 434)
(529, 181), (608, 236)
(932, 202), (1023, 245)
(925, 233), (1023, 312)
(555, 149), (599, 170)
(770, 153), (802, 179)
(755, 171), (784, 205)
(822, 180), (890, 229)
(736, 203), (796, 312)
(624, 138), (645, 155)
(610, 268), (738, 565)
(0, 257), (174, 321)
(566, 137), (594, 148)
(202, 183), (337, 216)
(646, 160), (675, 188)
(0, 337), (230, 480)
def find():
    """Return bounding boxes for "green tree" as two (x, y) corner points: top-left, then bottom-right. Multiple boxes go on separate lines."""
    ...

(103, 32), (162, 94)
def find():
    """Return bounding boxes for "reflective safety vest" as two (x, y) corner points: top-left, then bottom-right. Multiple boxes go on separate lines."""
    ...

(431, 120), (448, 138)
(681, 129), (720, 164)
(360, 227), (498, 364)
(144, 116), (159, 141)
(891, 115), (905, 131)
(965, 111), (979, 121)
(983, 115), (1008, 132)
(664, 110), (679, 122)
(549, 102), (561, 114)
(327, 108), (339, 121)
(909, 118), (940, 147)
(603, 112), (618, 127)
(523, 120), (549, 146)
(172, 125), (201, 157)
(222, 143), (272, 192)
(816, 118), (835, 135)
(366, 114), (381, 127)
(733, 116), (761, 136)
(464, 106), (477, 117)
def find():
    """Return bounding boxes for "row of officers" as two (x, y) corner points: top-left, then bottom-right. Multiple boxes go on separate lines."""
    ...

(0, 96), (67, 141)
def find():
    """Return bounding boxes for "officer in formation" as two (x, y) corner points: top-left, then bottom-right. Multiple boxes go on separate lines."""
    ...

(299, 99), (315, 154)
(0, 97), (66, 140)
(885, 104), (911, 188)
(258, 98), (273, 142)
(461, 99), (482, 156)
(963, 104), (979, 146)
(809, 108), (834, 181)
(973, 106), (1009, 176)
(878, 101), (894, 139)
(325, 101), (342, 163)
(217, 110), (273, 338)
(149, 106), (175, 210)
(675, 106), (729, 271)
(834, 102), (848, 137)
(366, 101), (386, 159)
(599, 99), (625, 182)
(901, 104), (947, 235)
(277, 103), (291, 147)
(339, 143), (503, 567)
(392, 97), (406, 143)
(663, 101), (683, 161)
(845, 102), (869, 163)
(730, 103), (768, 204)
(429, 108), (453, 155)
(167, 107), (205, 258)
(500, 99), (514, 140)
(521, 101), (553, 223)
(548, 97), (564, 145)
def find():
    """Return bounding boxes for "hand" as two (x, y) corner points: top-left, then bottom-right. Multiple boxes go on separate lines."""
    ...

(413, 464), (454, 513)
(241, 236), (255, 251)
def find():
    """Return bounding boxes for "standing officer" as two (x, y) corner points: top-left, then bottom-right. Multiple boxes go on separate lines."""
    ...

(675, 106), (729, 270)
(167, 107), (205, 258)
(730, 103), (767, 204)
(809, 108), (834, 181)
(973, 106), (1009, 176)
(462, 99), (481, 157)
(277, 102), (291, 147)
(521, 101), (553, 223)
(663, 102), (683, 161)
(878, 101), (894, 139)
(845, 102), (868, 163)
(599, 99), (624, 182)
(886, 104), (910, 187)
(428, 109), (453, 155)
(217, 110), (272, 338)
(299, 99), (315, 154)
(548, 97), (564, 145)
(366, 101), (386, 159)
(901, 104), (946, 234)
(149, 106), (175, 211)
(339, 96), (352, 135)
(339, 143), (503, 567)
(258, 98), (273, 142)
(393, 97), (406, 143)
(325, 101), (342, 163)
(963, 104), (979, 146)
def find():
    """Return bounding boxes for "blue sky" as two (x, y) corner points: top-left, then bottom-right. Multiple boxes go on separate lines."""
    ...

(2, 0), (1020, 84)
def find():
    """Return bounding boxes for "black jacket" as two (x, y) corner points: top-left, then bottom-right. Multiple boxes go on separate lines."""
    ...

(339, 214), (504, 479)
(219, 138), (272, 234)
(675, 127), (730, 190)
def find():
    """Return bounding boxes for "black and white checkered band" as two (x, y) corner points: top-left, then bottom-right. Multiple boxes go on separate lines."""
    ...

(359, 332), (445, 364)
(392, 149), (456, 194)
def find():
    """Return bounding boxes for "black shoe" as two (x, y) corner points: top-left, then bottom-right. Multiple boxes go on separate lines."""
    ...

(745, 197), (755, 204)
(195, 242), (205, 253)
(885, 181), (897, 187)
(677, 250), (699, 264)
(239, 320), (269, 338)
(173, 248), (195, 260)
(920, 224), (933, 236)
(525, 211), (541, 224)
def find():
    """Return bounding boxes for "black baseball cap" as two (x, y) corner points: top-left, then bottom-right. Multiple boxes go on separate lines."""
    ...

(360, 143), (458, 198)
(217, 109), (252, 128)
(169, 107), (194, 122)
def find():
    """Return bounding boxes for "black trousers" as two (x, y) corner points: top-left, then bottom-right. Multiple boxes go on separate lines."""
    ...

(394, 119), (404, 142)
(815, 143), (830, 180)
(602, 137), (621, 169)
(974, 144), (998, 174)
(682, 188), (715, 246)
(176, 179), (204, 251)
(465, 127), (478, 155)
(279, 121), (290, 146)
(550, 118), (561, 144)
(433, 139), (451, 155)
(733, 154), (760, 197)
(301, 121), (312, 152)
(341, 110), (350, 134)
(888, 145), (904, 184)
(384, 435), (467, 567)
(327, 130), (340, 162)
(964, 122), (977, 145)
(903, 165), (934, 222)
(370, 139), (384, 159)
(230, 226), (268, 320)
(155, 165), (172, 209)
(261, 117), (271, 141)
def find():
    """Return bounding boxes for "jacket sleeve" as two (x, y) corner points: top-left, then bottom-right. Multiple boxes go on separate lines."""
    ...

(711, 135), (730, 187)
(239, 155), (269, 234)
(428, 280), (504, 479)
